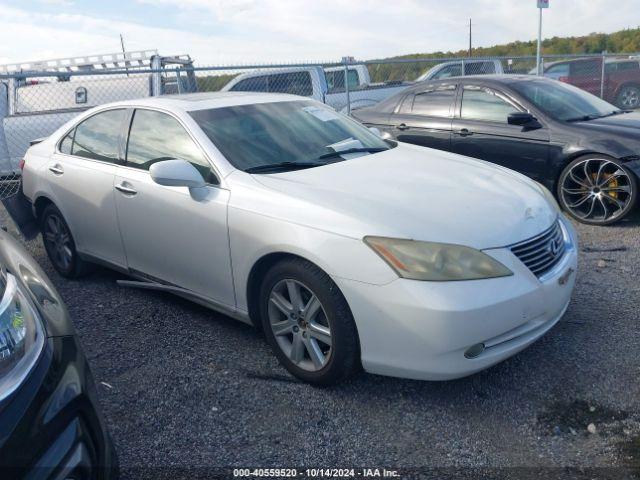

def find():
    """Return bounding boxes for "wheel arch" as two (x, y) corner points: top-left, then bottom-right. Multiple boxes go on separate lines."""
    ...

(245, 251), (358, 340)
(33, 195), (56, 221)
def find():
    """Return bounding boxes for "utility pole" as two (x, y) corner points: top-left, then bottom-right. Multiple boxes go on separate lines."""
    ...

(468, 18), (472, 57)
(536, 0), (550, 75)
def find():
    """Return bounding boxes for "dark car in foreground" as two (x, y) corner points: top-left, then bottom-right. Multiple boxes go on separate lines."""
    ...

(354, 75), (640, 225)
(0, 226), (117, 479)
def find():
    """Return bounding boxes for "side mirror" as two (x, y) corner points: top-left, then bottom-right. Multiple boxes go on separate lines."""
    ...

(508, 112), (537, 126)
(150, 159), (206, 189)
(369, 126), (392, 140)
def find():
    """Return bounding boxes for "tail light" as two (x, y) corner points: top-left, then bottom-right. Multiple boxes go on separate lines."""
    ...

(18, 159), (25, 170)
(559, 76), (570, 83)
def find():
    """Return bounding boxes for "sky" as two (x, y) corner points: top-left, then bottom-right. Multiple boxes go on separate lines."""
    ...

(0, 0), (638, 66)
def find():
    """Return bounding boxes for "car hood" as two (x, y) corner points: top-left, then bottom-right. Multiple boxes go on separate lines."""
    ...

(246, 143), (557, 250)
(578, 111), (640, 133)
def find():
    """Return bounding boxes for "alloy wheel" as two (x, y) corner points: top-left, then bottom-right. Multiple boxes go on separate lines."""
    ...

(43, 213), (74, 271)
(618, 86), (640, 109)
(267, 279), (332, 372)
(560, 158), (634, 223)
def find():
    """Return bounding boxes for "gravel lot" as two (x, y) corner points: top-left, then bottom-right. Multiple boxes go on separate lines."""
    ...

(2, 207), (639, 479)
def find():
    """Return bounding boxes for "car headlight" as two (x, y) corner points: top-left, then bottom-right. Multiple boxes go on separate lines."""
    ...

(364, 237), (513, 281)
(0, 270), (45, 402)
(536, 181), (560, 212)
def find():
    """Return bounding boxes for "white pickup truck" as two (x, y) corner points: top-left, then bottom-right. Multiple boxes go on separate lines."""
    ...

(221, 65), (411, 113)
(0, 51), (196, 175)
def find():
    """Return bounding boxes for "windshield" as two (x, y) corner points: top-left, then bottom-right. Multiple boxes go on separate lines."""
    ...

(510, 79), (620, 121)
(190, 100), (391, 172)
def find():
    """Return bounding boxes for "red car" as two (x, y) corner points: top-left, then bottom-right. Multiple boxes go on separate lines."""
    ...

(541, 57), (640, 109)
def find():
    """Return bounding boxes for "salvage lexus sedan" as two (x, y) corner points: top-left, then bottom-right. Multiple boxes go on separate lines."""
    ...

(0, 228), (117, 478)
(353, 75), (640, 226)
(21, 93), (578, 385)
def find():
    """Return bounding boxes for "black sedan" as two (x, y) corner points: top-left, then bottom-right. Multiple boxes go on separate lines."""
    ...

(0, 227), (117, 478)
(354, 75), (640, 225)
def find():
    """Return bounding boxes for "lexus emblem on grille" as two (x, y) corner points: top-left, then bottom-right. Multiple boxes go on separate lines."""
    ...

(548, 237), (562, 256)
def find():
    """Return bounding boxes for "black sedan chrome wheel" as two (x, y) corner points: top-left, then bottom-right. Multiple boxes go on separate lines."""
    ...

(40, 204), (91, 278)
(558, 156), (637, 225)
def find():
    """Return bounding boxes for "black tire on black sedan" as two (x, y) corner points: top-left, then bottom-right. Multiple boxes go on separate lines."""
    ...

(557, 154), (637, 225)
(259, 257), (360, 386)
(40, 204), (92, 278)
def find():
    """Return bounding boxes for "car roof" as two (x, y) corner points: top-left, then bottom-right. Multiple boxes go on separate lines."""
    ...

(410, 74), (549, 90)
(96, 91), (305, 112)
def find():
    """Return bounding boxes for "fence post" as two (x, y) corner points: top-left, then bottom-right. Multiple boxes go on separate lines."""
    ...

(538, 57), (543, 76)
(342, 56), (351, 116)
(600, 51), (607, 99)
(461, 58), (465, 76)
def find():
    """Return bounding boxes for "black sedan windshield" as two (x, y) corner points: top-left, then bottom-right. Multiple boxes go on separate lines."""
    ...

(190, 100), (391, 172)
(511, 79), (620, 122)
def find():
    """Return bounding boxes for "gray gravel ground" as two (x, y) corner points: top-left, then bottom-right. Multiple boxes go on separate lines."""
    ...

(2, 207), (639, 479)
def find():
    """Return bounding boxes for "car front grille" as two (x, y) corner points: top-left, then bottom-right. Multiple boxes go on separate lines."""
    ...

(510, 220), (565, 278)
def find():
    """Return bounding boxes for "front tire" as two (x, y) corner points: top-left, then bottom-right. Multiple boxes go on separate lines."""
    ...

(259, 257), (360, 386)
(40, 204), (91, 278)
(557, 155), (637, 225)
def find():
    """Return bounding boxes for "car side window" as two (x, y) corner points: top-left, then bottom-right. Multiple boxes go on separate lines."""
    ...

(230, 76), (268, 92)
(570, 60), (599, 76)
(410, 85), (456, 117)
(267, 72), (313, 96)
(464, 62), (496, 75)
(432, 64), (462, 80)
(126, 109), (217, 184)
(59, 131), (74, 155)
(69, 109), (126, 162)
(460, 86), (519, 123)
(546, 63), (569, 77)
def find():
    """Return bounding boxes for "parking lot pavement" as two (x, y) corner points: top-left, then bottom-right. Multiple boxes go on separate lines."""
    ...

(1, 206), (639, 479)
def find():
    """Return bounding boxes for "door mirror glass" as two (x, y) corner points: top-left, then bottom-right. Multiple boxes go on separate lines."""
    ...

(150, 159), (206, 189)
(508, 112), (537, 126)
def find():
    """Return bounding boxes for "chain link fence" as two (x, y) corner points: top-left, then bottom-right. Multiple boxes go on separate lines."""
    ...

(1, 51), (640, 200)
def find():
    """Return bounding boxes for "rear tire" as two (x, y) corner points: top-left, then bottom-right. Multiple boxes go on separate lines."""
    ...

(616, 85), (640, 110)
(259, 257), (360, 386)
(40, 204), (92, 278)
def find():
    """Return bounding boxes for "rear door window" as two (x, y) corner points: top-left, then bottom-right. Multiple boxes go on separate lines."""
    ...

(69, 109), (126, 162)
(410, 85), (457, 117)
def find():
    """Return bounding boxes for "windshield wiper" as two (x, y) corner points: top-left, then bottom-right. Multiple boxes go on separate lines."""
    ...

(244, 161), (326, 173)
(318, 147), (388, 160)
(565, 114), (601, 122)
(566, 110), (626, 122)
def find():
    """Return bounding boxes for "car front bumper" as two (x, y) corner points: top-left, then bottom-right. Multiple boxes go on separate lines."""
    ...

(335, 216), (578, 381)
(0, 335), (118, 479)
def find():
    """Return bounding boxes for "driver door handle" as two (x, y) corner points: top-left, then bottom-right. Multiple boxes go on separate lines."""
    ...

(396, 123), (410, 131)
(115, 182), (138, 196)
(48, 164), (64, 175)
(456, 128), (474, 137)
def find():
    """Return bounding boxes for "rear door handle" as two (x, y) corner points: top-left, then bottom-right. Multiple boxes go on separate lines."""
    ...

(115, 182), (138, 196)
(48, 164), (64, 175)
(456, 128), (473, 137)
(396, 123), (410, 131)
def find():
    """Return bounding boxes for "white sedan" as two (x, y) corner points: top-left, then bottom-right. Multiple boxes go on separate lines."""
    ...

(21, 92), (578, 385)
